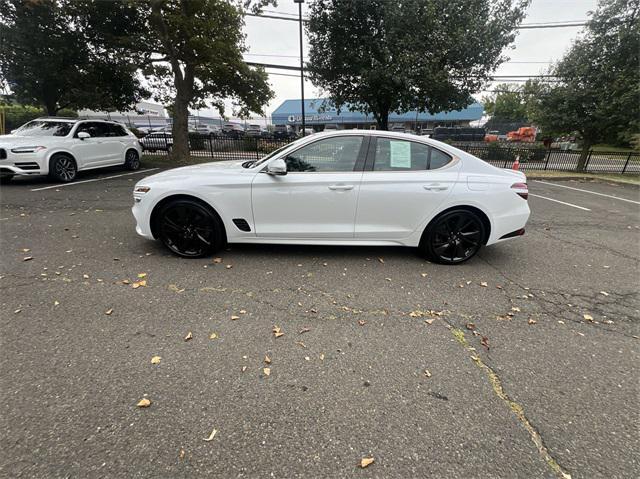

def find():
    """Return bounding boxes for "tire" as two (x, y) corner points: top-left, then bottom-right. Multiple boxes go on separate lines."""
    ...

(48, 154), (77, 183)
(0, 174), (14, 184)
(124, 149), (140, 170)
(421, 209), (485, 265)
(156, 199), (225, 258)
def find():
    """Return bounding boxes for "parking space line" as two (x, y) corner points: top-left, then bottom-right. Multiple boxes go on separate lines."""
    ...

(30, 169), (160, 192)
(534, 180), (640, 205)
(529, 193), (591, 211)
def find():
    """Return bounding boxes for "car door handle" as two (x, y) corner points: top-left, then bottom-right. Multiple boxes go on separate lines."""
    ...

(423, 184), (448, 191)
(328, 184), (354, 191)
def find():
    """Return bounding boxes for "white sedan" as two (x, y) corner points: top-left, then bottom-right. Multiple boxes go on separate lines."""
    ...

(0, 118), (142, 183)
(132, 130), (529, 264)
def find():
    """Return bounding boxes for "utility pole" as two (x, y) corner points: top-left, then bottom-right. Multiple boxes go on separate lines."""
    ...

(294, 0), (306, 136)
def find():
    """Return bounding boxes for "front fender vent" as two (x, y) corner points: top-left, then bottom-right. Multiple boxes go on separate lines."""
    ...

(232, 218), (251, 232)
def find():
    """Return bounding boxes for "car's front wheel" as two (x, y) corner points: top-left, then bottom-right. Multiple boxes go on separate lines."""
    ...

(124, 149), (140, 170)
(422, 209), (485, 265)
(156, 199), (225, 258)
(48, 154), (77, 183)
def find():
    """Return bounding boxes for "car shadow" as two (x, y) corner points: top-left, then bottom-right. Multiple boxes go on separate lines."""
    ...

(1, 165), (137, 187)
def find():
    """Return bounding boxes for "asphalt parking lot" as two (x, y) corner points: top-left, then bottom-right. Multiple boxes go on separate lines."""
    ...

(1, 167), (638, 479)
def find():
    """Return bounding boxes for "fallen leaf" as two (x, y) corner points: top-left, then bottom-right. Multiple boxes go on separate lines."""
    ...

(151, 356), (161, 364)
(264, 355), (271, 364)
(424, 318), (436, 325)
(358, 319), (367, 326)
(296, 341), (306, 348)
(511, 307), (521, 312)
(299, 327), (311, 334)
(21, 248), (30, 253)
(122, 279), (131, 285)
(168, 284), (185, 293)
(600, 291), (609, 296)
(213, 257), (222, 263)
(203, 428), (217, 442)
(54, 300), (60, 306)
(239, 309), (247, 314)
(481, 336), (490, 350)
(105, 308), (113, 315)
(480, 281), (488, 287)
(378, 257), (385, 263)
(420, 273), (428, 277)
(136, 398), (151, 408)
(225, 264), (233, 269)
(424, 369), (432, 378)
(179, 449), (185, 460)
(209, 332), (218, 340)
(320, 353), (325, 360)
(14, 309), (22, 314)
(465, 323), (476, 330)
(360, 457), (375, 468)
(241, 366), (247, 372)
(273, 325), (284, 338)
(496, 285), (503, 289)
(583, 314), (594, 322)
(304, 356), (311, 361)
(231, 315), (240, 320)
(23, 256), (33, 262)
(83, 274), (90, 279)
(263, 367), (271, 376)
(528, 319), (537, 325)
(184, 331), (193, 341)
(137, 273), (147, 278)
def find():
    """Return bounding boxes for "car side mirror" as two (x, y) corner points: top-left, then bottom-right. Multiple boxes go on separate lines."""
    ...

(77, 131), (90, 140)
(266, 158), (287, 176)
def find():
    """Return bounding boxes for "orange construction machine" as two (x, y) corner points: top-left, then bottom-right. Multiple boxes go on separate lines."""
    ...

(506, 126), (537, 143)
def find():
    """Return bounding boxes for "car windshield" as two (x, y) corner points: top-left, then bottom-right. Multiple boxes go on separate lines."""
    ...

(13, 120), (74, 137)
(250, 138), (306, 168)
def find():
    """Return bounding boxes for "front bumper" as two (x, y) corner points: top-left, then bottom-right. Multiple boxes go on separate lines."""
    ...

(0, 150), (46, 176)
(132, 200), (154, 239)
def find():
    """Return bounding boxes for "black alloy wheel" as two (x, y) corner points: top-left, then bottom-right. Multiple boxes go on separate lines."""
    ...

(49, 155), (77, 182)
(158, 200), (223, 258)
(424, 210), (485, 265)
(125, 150), (140, 170)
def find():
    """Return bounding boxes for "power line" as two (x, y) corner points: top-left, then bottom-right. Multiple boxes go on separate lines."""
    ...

(246, 12), (587, 29)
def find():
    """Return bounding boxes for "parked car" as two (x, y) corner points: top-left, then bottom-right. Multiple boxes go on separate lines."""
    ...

(273, 124), (296, 140)
(194, 124), (221, 136)
(140, 131), (174, 152)
(0, 118), (142, 183)
(297, 128), (315, 137)
(245, 124), (265, 137)
(222, 123), (245, 138)
(132, 130), (530, 264)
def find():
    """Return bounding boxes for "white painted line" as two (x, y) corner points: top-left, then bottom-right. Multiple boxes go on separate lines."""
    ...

(529, 193), (591, 211)
(30, 169), (160, 192)
(534, 180), (640, 205)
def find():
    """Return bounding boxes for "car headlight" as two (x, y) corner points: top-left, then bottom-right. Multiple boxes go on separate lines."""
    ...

(11, 146), (47, 153)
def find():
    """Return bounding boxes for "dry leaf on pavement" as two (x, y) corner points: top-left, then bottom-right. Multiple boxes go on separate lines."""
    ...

(136, 398), (151, 408)
(151, 356), (161, 364)
(583, 314), (594, 322)
(360, 457), (375, 468)
(480, 281), (488, 287)
(358, 320), (366, 326)
(105, 308), (113, 315)
(378, 257), (384, 263)
(23, 256), (33, 261)
(203, 428), (218, 442)
(184, 331), (193, 341)
(528, 319), (537, 325)
(263, 367), (271, 376)
(231, 315), (240, 320)
(424, 369), (432, 378)
(465, 323), (476, 330)
(213, 257), (222, 263)
(424, 318), (436, 325)
(137, 273), (147, 278)
(209, 332), (218, 340)
(264, 355), (271, 364)
(273, 325), (284, 338)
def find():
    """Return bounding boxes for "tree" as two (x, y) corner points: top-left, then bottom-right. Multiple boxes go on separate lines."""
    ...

(481, 84), (527, 122)
(125, 0), (274, 159)
(530, 0), (639, 170)
(0, 0), (146, 115)
(306, 0), (529, 130)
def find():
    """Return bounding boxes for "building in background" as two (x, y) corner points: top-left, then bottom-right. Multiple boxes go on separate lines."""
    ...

(271, 98), (485, 133)
(77, 101), (169, 131)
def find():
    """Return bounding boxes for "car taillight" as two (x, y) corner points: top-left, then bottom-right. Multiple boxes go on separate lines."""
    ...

(511, 182), (528, 200)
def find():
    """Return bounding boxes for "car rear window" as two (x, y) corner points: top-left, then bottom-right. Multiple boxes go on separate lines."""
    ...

(372, 138), (452, 171)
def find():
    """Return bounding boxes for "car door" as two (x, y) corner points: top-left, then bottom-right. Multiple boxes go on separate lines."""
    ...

(354, 137), (459, 239)
(71, 122), (113, 168)
(251, 135), (368, 238)
(103, 123), (129, 164)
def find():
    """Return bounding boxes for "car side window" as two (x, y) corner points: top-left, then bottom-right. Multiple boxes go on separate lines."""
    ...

(75, 122), (107, 138)
(107, 124), (127, 137)
(429, 147), (453, 169)
(372, 138), (429, 171)
(285, 136), (363, 172)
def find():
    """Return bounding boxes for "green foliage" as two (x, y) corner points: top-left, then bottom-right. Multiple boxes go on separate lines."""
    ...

(0, 0), (146, 115)
(529, 0), (640, 149)
(482, 84), (527, 122)
(306, 0), (530, 130)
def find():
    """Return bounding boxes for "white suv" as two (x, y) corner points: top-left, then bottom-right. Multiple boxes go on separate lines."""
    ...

(0, 118), (143, 183)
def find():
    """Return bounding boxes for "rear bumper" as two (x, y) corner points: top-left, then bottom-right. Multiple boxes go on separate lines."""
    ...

(487, 205), (530, 245)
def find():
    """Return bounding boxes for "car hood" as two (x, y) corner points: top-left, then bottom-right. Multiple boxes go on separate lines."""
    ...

(141, 160), (249, 183)
(0, 134), (67, 147)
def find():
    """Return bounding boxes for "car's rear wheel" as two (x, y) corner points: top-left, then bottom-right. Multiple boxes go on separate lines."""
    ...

(124, 149), (140, 170)
(422, 209), (485, 265)
(49, 154), (77, 182)
(157, 199), (224, 258)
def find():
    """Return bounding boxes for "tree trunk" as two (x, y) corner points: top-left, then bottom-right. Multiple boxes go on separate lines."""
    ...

(576, 141), (591, 172)
(374, 110), (389, 130)
(45, 100), (57, 116)
(170, 94), (190, 161)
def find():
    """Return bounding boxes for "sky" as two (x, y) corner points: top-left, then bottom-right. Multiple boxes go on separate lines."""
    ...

(199, 0), (600, 119)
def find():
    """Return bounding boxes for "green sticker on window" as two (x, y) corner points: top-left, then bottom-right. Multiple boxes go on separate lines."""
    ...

(389, 141), (411, 168)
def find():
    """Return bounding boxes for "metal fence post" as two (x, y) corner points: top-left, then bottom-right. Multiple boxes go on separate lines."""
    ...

(622, 152), (632, 174)
(584, 150), (593, 171)
(544, 148), (550, 170)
